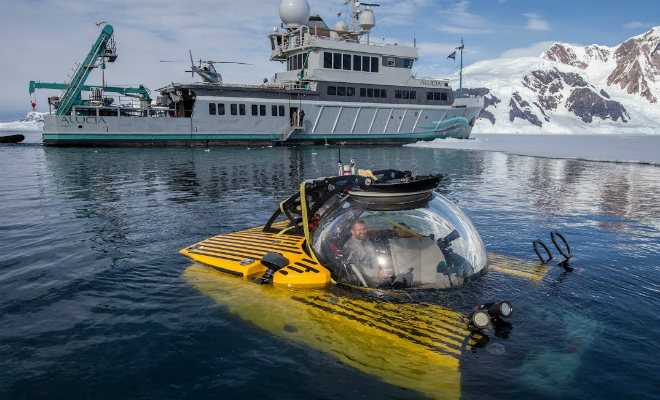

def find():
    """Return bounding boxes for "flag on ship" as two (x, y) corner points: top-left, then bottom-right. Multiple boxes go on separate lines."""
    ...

(447, 51), (456, 60)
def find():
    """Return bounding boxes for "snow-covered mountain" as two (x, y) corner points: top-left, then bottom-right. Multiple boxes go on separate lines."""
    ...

(0, 111), (46, 131)
(458, 27), (660, 134)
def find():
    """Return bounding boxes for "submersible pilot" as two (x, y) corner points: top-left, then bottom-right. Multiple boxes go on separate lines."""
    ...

(342, 219), (393, 285)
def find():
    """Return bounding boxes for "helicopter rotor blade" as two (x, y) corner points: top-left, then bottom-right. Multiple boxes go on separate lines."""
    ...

(204, 61), (253, 65)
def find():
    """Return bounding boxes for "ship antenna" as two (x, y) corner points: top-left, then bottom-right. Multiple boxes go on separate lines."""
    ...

(457, 38), (465, 98)
(413, 1), (416, 47)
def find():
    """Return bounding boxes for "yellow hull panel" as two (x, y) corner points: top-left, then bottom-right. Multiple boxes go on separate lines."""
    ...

(180, 222), (332, 287)
(183, 263), (471, 400)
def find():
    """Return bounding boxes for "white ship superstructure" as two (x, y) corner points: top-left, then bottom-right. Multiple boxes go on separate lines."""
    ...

(34, 0), (484, 146)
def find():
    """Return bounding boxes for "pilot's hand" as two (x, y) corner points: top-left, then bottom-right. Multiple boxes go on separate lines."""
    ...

(379, 268), (394, 278)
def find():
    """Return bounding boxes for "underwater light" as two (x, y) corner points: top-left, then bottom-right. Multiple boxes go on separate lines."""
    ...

(467, 309), (491, 329)
(484, 301), (514, 319)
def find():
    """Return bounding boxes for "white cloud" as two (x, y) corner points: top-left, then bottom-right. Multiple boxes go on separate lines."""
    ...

(524, 13), (550, 31)
(433, 1), (493, 35)
(623, 21), (653, 29)
(500, 41), (556, 58)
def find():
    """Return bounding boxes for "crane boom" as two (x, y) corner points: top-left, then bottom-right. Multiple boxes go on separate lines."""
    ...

(29, 81), (151, 101)
(55, 25), (116, 115)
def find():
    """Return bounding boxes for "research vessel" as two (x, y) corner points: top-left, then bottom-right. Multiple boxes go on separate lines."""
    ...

(30, 0), (483, 147)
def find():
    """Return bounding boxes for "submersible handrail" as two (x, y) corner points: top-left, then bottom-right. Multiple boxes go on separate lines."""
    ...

(532, 230), (572, 264)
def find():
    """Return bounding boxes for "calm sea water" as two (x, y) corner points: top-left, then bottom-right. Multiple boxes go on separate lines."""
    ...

(1, 132), (660, 400)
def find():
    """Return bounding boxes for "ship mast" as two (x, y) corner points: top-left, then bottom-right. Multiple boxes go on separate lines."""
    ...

(351, 0), (357, 32)
(457, 38), (464, 98)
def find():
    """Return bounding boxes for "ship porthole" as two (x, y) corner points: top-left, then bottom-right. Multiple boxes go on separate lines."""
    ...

(78, 125), (83, 129)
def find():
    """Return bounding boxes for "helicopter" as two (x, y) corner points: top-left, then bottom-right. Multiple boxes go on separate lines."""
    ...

(159, 50), (251, 84)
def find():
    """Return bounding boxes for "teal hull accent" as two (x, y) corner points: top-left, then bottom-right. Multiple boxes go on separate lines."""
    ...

(418, 117), (470, 131)
(42, 125), (472, 147)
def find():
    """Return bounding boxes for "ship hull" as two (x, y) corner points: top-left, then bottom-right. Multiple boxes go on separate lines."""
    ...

(42, 97), (482, 147)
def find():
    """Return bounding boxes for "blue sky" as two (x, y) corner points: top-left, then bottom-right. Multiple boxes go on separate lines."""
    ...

(1, 0), (659, 121)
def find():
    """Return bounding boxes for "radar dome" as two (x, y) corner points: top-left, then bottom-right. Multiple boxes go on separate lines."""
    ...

(334, 21), (348, 31)
(358, 7), (376, 30)
(278, 0), (311, 28)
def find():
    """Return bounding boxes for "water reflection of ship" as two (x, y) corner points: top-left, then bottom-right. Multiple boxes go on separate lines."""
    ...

(476, 153), (660, 233)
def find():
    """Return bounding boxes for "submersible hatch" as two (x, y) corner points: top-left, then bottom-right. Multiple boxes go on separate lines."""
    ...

(181, 166), (488, 290)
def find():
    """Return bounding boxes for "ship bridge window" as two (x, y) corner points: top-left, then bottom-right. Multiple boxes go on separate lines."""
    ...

(360, 88), (366, 97)
(218, 104), (225, 115)
(337, 86), (346, 96)
(209, 103), (216, 115)
(252, 104), (258, 116)
(381, 89), (387, 98)
(410, 91), (416, 99)
(362, 56), (370, 72)
(387, 57), (395, 67)
(333, 53), (341, 69)
(404, 58), (414, 68)
(260, 105), (266, 116)
(327, 86), (337, 95)
(343, 54), (351, 70)
(272, 105), (278, 116)
(279, 105), (285, 116)
(367, 88), (374, 97)
(231, 104), (237, 115)
(324, 52), (332, 69)
(353, 55), (361, 71)
(347, 87), (355, 96)
(371, 57), (379, 73)
(239, 104), (246, 115)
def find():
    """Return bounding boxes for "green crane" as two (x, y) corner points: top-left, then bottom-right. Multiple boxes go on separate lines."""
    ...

(29, 81), (151, 102)
(29, 24), (151, 114)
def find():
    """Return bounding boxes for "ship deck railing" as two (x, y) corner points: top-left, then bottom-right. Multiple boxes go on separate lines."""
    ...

(72, 105), (177, 118)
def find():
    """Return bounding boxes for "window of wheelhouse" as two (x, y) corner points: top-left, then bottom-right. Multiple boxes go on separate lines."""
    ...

(218, 104), (225, 115)
(239, 104), (246, 115)
(371, 57), (379, 73)
(209, 103), (216, 115)
(260, 105), (266, 116)
(252, 104), (258, 116)
(324, 52), (332, 69)
(333, 53), (341, 69)
(272, 105), (278, 116)
(362, 57), (370, 72)
(353, 55), (361, 71)
(342, 54), (351, 70)
(231, 104), (237, 115)
(279, 105), (285, 116)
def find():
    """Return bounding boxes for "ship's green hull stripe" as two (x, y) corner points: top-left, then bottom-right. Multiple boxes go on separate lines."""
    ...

(419, 117), (469, 131)
(43, 131), (468, 141)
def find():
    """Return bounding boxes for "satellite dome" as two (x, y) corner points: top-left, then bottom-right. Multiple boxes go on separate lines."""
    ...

(278, 0), (311, 28)
(334, 21), (348, 31)
(358, 7), (376, 30)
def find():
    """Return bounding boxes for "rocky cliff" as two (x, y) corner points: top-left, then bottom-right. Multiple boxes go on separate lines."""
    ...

(457, 27), (660, 133)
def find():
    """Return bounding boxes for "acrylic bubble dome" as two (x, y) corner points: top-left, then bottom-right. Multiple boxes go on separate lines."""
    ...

(311, 191), (488, 289)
